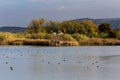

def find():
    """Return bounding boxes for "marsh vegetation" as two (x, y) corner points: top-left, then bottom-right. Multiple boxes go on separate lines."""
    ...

(0, 18), (120, 46)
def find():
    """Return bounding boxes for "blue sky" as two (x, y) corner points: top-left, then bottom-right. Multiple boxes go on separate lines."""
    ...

(0, 0), (120, 27)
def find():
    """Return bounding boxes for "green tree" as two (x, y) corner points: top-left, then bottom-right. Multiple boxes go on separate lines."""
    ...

(45, 20), (60, 33)
(27, 18), (46, 33)
(109, 29), (120, 39)
(98, 22), (111, 33)
(59, 21), (85, 34)
(82, 20), (99, 37)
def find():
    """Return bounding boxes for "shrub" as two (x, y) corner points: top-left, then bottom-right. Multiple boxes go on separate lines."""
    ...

(23, 39), (49, 46)
(27, 33), (51, 39)
(116, 31), (120, 40)
(98, 32), (109, 38)
(0, 32), (15, 41)
(72, 33), (88, 41)
(14, 33), (26, 38)
(62, 34), (76, 41)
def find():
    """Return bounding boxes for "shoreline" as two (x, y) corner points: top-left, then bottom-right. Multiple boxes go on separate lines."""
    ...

(1, 38), (120, 46)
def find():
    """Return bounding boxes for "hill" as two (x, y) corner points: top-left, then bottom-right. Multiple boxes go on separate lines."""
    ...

(0, 26), (27, 33)
(74, 18), (120, 29)
(1, 18), (120, 33)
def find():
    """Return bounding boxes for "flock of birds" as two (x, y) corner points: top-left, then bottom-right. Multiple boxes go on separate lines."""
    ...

(0, 47), (101, 72)
(0, 48), (28, 71)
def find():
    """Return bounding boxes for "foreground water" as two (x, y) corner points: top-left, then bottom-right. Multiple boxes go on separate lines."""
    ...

(0, 46), (120, 80)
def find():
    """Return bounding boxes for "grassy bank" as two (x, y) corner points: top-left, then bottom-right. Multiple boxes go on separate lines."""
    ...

(6, 38), (79, 46)
(79, 38), (120, 46)
(0, 38), (120, 46)
(0, 32), (120, 46)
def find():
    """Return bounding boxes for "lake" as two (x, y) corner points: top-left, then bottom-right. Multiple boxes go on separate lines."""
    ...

(0, 46), (120, 80)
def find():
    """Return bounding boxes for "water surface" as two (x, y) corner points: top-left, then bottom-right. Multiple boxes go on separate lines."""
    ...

(0, 46), (120, 80)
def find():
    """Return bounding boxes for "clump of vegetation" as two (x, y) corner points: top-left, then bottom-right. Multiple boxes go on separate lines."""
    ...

(0, 18), (120, 46)
(72, 33), (89, 41)
(62, 34), (76, 41)
(117, 31), (120, 40)
(23, 39), (49, 46)
(28, 33), (51, 39)
(0, 32), (15, 44)
(79, 38), (120, 46)
(98, 33), (109, 38)
(27, 18), (46, 33)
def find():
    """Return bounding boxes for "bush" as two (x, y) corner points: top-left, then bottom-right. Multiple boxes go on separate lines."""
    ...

(23, 39), (49, 46)
(116, 31), (120, 40)
(62, 34), (76, 41)
(0, 32), (15, 41)
(14, 33), (26, 38)
(27, 33), (51, 39)
(98, 32), (109, 38)
(72, 33), (88, 41)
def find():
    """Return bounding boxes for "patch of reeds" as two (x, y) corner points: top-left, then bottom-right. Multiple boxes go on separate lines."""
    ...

(26, 33), (52, 39)
(0, 32), (120, 46)
(79, 38), (120, 46)
(72, 33), (89, 41)
(62, 34), (76, 41)
(23, 39), (49, 46)
(62, 41), (79, 46)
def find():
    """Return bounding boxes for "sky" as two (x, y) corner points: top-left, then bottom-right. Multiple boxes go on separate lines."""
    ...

(0, 0), (120, 27)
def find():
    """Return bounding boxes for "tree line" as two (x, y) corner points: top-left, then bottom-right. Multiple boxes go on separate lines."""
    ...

(27, 18), (120, 39)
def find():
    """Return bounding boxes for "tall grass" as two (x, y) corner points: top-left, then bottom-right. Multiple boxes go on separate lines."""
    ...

(72, 33), (89, 41)
(25, 33), (51, 39)
(116, 31), (120, 40)
(62, 34), (76, 41)
(79, 38), (120, 46)
(0, 32), (16, 45)
(0, 32), (120, 46)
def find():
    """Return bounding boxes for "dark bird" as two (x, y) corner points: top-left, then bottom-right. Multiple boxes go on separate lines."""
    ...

(78, 61), (82, 63)
(58, 63), (60, 65)
(92, 63), (94, 65)
(96, 61), (98, 63)
(63, 59), (67, 61)
(6, 62), (8, 64)
(42, 60), (44, 62)
(48, 62), (50, 64)
(97, 65), (99, 68)
(10, 67), (13, 71)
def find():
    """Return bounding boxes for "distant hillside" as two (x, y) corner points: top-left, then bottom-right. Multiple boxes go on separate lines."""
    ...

(74, 18), (120, 29)
(0, 26), (27, 33)
(1, 18), (120, 33)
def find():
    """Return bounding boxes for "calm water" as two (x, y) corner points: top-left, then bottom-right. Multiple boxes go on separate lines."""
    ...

(0, 46), (120, 80)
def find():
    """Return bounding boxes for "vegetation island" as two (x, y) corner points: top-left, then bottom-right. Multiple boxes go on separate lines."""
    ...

(0, 18), (120, 46)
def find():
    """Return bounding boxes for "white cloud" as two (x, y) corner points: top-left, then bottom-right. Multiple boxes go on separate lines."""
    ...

(58, 6), (65, 10)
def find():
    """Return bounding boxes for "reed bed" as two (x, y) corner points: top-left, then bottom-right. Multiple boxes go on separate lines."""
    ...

(0, 32), (120, 46)
(79, 38), (120, 46)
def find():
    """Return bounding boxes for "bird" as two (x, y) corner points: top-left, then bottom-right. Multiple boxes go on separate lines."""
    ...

(92, 63), (94, 65)
(58, 63), (60, 65)
(6, 62), (8, 64)
(10, 66), (13, 71)
(95, 61), (98, 63)
(48, 62), (50, 64)
(63, 59), (67, 61)
(42, 60), (44, 62)
(78, 61), (82, 63)
(97, 65), (99, 68)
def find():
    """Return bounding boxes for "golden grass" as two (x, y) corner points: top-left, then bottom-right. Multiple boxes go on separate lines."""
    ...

(62, 41), (79, 46)
(0, 37), (120, 46)
(4, 38), (79, 46)
(79, 38), (120, 46)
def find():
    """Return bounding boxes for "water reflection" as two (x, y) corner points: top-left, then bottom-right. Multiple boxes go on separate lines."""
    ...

(0, 46), (120, 80)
